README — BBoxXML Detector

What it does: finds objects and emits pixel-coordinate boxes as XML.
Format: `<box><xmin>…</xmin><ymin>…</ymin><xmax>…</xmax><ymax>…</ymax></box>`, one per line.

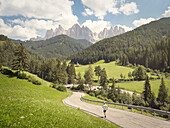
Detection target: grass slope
<box><xmin>76</xmin><ymin>60</ymin><xmax>134</xmax><ymax>79</ymax></box>
<box><xmin>115</xmin><ymin>79</ymin><xmax>170</xmax><ymax>96</ymax></box>
<box><xmin>0</xmin><ymin>73</ymin><xmax>118</xmax><ymax>128</ymax></box>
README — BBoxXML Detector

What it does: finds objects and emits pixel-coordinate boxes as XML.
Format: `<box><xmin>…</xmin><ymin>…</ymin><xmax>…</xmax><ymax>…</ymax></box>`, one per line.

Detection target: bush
<box><xmin>97</xmin><ymin>95</ymin><xmax>104</xmax><ymax>100</ymax></box>
<box><xmin>1</xmin><ymin>68</ymin><xmax>14</xmax><ymax>75</ymax></box>
<box><xmin>0</xmin><ymin>63</ymin><xmax>2</xmax><ymax>71</ymax></box>
<box><xmin>71</xmin><ymin>86</ymin><xmax>78</xmax><ymax>90</ymax></box>
<box><xmin>28</xmin><ymin>75</ymin><xmax>33</xmax><ymax>82</ymax></box>
<box><xmin>32</xmin><ymin>79</ymin><xmax>41</xmax><ymax>85</ymax></box>
<box><xmin>51</xmin><ymin>84</ymin><xmax>58</xmax><ymax>89</ymax></box>
<box><xmin>89</xmin><ymin>92</ymin><xmax>95</xmax><ymax>97</ymax></box>
<box><xmin>17</xmin><ymin>72</ymin><xmax>27</xmax><ymax>79</ymax></box>
<box><xmin>77</xmin><ymin>84</ymin><xmax>85</xmax><ymax>91</ymax></box>
<box><xmin>57</xmin><ymin>85</ymin><xmax>67</xmax><ymax>92</ymax></box>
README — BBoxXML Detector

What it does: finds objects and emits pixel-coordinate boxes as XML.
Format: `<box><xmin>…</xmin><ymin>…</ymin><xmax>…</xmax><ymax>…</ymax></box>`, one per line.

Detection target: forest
<box><xmin>70</xmin><ymin>18</ymin><xmax>170</xmax><ymax>72</ymax></box>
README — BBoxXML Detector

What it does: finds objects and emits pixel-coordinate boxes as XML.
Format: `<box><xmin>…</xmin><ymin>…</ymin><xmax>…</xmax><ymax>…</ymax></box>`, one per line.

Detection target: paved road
<box><xmin>63</xmin><ymin>92</ymin><xmax>170</xmax><ymax>128</ymax></box>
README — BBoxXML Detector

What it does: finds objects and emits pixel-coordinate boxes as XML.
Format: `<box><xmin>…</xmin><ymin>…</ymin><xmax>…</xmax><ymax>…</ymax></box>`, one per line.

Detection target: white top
<box><xmin>103</xmin><ymin>104</ymin><xmax>107</xmax><ymax>110</ymax></box>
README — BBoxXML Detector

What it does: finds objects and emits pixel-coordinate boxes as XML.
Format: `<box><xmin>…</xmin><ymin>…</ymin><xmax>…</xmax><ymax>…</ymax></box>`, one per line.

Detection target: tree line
<box><xmin>70</xmin><ymin>18</ymin><xmax>170</xmax><ymax>72</ymax></box>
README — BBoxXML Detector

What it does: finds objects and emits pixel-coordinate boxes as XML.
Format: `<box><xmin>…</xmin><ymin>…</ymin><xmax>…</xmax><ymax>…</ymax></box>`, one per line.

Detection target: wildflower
<box><xmin>20</xmin><ymin>116</ymin><xmax>25</xmax><ymax>118</ymax></box>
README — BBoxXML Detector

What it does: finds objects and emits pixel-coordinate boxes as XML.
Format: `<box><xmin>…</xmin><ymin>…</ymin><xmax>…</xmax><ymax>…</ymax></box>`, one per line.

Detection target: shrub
<box><xmin>77</xmin><ymin>84</ymin><xmax>85</xmax><ymax>91</ymax></box>
<box><xmin>1</xmin><ymin>68</ymin><xmax>14</xmax><ymax>75</ymax></box>
<box><xmin>89</xmin><ymin>92</ymin><xmax>95</xmax><ymax>97</ymax></box>
<box><xmin>32</xmin><ymin>79</ymin><xmax>41</xmax><ymax>85</ymax></box>
<box><xmin>57</xmin><ymin>85</ymin><xmax>67</xmax><ymax>92</ymax></box>
<box><xmin>71</xmin><ymin>86</ymin><xmax>78</xmax><ymax>90</ymax></box>
<box><xmin>97</xmin><ymin>95</ymin><xmax>104</xmax><ymax>100</ymax></box>
<box><xmin>0</xmin><ymin>63</ymin><xmax>2</xmax><ymax>71</ymax></box>
<box><xmin>28</xmin><ymin>75</ymin><xmax>33</xmax><ymax>82</ymax></box>
<box><xmin>17</xmin><ymin>72</ymin><xmax>27</xmax><ymax>79</ymax></box>
<box><xmin>51</xmin><ymin>84</ymin><xmax>58</xmax><ymax>89</ymax></box>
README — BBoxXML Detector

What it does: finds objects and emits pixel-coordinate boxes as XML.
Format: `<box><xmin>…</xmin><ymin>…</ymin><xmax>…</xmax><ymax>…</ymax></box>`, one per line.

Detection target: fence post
<box><xmin>131</xmin><ymin>108</ymin><xmax>133</xmax><ymax>112</ymax></box>
<box><xmin>154</xmin><ymin>111</ymin><xmax>155</xmax><ymax>116</ymax></box>
<box><xmin>168</xmin><ymin>115</ymin><xmax>170</xmax><ymax>120</ymax></box>
<box><xmin>122</xmin><ymin>106</ymin><xmax>124</xmax><ymax>110</ymax></box>
<box><xmin>115</xmin><ymin>105</ymin><xmax>116</xmax><ymax>108</ymax></box>
<box><xmin>141</xmin><ymin>109</ymin><xmax>143</xmax><ymax>114</ymax></box>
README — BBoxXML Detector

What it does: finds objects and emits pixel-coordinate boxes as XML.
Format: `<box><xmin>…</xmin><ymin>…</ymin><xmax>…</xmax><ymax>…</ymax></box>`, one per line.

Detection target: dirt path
<box><xmin>63</xmin><ymin>92</ymin><xmax>170</xmax><ymax>128</ymax></box>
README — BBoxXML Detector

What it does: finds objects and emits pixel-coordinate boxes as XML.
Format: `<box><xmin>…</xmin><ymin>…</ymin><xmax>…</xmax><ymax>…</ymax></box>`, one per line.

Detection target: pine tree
<box><xmin>12</xmin><ymin>43</ymin><xmax>28</xmax><ymax>74</ymax></box>
<box><xmin>67</xmin><ymin>63</ymin><xmax>76</xmax><ymax>84</ymax></box>
<box><xmin>120</xmin><ymin>73</ymin><xmax>123</xmax><ymax>79</ymax></box>
<box><xmin>94</xmin><ymin>65</ymin><xmax>101</xmax><ymax>82</ymax></box>
<box><xmin>100</xmin><ymin>68</ymin><xmax>108</xmax><ymax>91</ymax></box>
<box><xmin>143</xmin><ymin>75</ymin><xmax>152</xmax><ymax>104</ymax></box>
<box><xmin>111</xmin><ymin>77</ymin><xmax>116</xmax><ymax>93</ymax></box>
<box><xmin>128</xmin><ymin>72</ymin><xmax>132</xmax><ymax>79</ymax></box>
<box><xmin>77</xmin><ymin>72</ymin><xmax>82</xmax><ymax>84</ymax></box>
<box><xmin>84</xmin><ymin>65</ymin><xmax>94</xmax><ymax>91</ymax></box>
<box><xmin>157</xmin><ymin>78</ymin><xmax>168</xmax><ymax>105</ymax></box>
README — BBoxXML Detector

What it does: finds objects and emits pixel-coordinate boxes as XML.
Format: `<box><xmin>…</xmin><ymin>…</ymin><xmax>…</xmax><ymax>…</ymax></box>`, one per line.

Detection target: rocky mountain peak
<box><xmin>34</xmin><ymin>24</ymin><xmax>125</xmax><ymax>43</ymax></box>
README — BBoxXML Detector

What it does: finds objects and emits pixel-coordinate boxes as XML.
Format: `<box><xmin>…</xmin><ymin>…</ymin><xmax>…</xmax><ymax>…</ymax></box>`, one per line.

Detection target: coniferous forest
<box><xmin>70</xmin><ymin>18</ymin><xmax>170</xmax><ymax>72</ymax></box>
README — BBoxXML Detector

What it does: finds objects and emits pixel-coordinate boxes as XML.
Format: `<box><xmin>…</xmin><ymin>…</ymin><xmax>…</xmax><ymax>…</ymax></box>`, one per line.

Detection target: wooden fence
<box><xmin>81</xmin><ymin>97</ymin><xmax>170</xmax><ymax>120</ymax></box>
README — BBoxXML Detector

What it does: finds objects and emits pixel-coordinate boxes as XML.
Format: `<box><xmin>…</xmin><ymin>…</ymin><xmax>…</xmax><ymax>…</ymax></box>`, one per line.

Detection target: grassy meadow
<box><xmin>114</xmin><ymin>79</ymin><xmax>170</xmax><ymax>96</ymax></box>
<box><xmin>0</xmin><ymin>73</ymin><xmax>118</xmax><ymax>128</ymax></box>
<box><xmin>75</xmin><ymin>60</ymin><xmax>134</xmax><ymax>79</ymax></box>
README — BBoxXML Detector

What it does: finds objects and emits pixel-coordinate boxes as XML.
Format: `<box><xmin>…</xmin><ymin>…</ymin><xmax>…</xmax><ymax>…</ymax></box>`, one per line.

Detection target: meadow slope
<box><xmin>0</xmin><ymin>73</ymin><xmax>118</xmax><ymax>128</ymax></box>
<box><xmin>76</xmin><ymin>60</ymin><xmax>134</xmax><ymax>79</ymax></box>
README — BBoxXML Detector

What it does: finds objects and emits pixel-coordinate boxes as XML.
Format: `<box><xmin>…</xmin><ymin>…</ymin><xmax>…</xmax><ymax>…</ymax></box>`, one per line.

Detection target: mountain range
<box><xmin>30</xmin><ymin>24</ymin><xmax>125</xmax><ymax>43</ymax></box>
<box><xmin>25</xmin><ymin>35</ymin><xmax>92</xmax><ymax>59</ymax></box>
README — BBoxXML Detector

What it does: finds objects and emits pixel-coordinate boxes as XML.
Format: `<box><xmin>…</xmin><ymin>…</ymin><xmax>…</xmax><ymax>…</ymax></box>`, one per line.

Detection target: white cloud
<box><xmin>10</xmin><ymin>19</ymin><xmax>59</xmax><ymax>30</ymax></box>
<box><xmin>120</xmin><ymin>2</ymin><xmax>139</xmax><ymax>15</ymax></box>
<box><xmin>0</xmin><ymin>0</ymin><xmax>78</xmax><ymax>29</ymax></box>
<box><xmin>82</xmin><ymin>8</ymin><xmax>94</xmax><ymax>16</ymax></box>
<box><xmin>0</xmin><ymin>0</ymin><xmax>76</xmax><ymax>20</ymax></box>
<box><xmin>0</xmin><ymin>18</ymin><xmax>38</xmax><ymax>40</ymax></box>
<box><xmin>82</xmin><ymin>20</ymin><xmax>111</xmax><ymax>33</ymax></box>
<box><xmin>81</xmin><ymin>20</ymin><xmax>133</xmax><ymax>34</ymax></box>
<box><xmin>81</xmin><ymin>0</ymin><xmax>139</xmax><ymax>19</ymax></box>
<box><xmin>117</xmin><ymin>24</ymin><xmax>133</xmax><ymax>32</ymax></box>
<box><xmin>82</xmin><ymin>0</ymin><xmax>119</xmax><ymax>20</ymax></box>
<box><xmin>162</xmin><ymin>7</ymin><xmax>170</xmax><ymax>17</ymax></box>
<box><xmin>133</xmin><ymin>18</ymin><xmax>155</xmax><ymax>27</ymax></box>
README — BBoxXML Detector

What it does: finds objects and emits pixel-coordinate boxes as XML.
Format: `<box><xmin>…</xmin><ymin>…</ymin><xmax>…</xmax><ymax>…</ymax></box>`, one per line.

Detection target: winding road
<box><xmin>63</xmin><ymin>92</ymin><xmax>170</xmax><ymax>128</ymax></box>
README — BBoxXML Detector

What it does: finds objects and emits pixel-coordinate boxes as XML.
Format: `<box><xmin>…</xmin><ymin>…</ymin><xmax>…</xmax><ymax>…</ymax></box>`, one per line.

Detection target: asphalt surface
<box><xmin>63</xmin><ymin>92</ymin><xmax>170</xmax><ymax>128</ymax></box>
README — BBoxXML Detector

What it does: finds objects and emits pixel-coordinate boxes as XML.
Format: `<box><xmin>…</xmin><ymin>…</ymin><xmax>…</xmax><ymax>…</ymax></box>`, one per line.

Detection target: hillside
<box><xmin>115</xmin><ymin>79</ymin><xmax>170</xmax><ymax>96</ymax></box>
<box><xmin>24</xmin><ymin>35</ymin><xmax>92</xmax><ymax>59</ymax></box>
<box><xmin>71</xmin><ymin>17</ymin><xmax>170</xmax><ymax>71</ymax></box>
<box><xmin>75</xmin><ymin>60</ymin><xmax>134</xmax><ymax>79</ymax></box>
<box><xmin>0</xmin><ymin>73</ymin><xmax>117</xmax><ymax>127</ymax></box>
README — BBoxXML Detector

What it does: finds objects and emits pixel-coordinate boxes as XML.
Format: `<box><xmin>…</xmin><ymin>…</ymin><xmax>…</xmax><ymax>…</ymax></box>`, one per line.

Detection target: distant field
<box><xmin>113</xmin><ymin>79</ymin><xmax>170</xmax><ymax>96</ymax></box>
<box><xmin>75</xmin><ymin>60</ymin><xmax>134</xmax><ymax>79</ymax></box>
<box><xmin>0</xmin><ymin>73</ymin><xmax>118</xmax><ymax>128</ymax></box>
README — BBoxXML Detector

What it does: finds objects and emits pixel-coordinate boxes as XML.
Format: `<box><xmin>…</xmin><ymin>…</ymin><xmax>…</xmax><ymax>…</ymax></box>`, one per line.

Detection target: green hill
<box><xmin>115</xmin><ymin>79</ymin><xmax>170</xmax><ymax>96</ymax></box>
<box><xmin>0</xmin><ymin>73</ymin><xmax>118</xmax><ymax>128</ymax></box>
<box><xmin>71</xmin><ymin>17</ymin><xmax>170</xmax><ymax>71</ymax></box>
<box><xmin>24</xmin><ymin>35</ymin><xmax>92</xmax><ymax>59</ymax></box>
<box><xmin>76</xmin><ymin>60</ymin><xmax>134</xmax><ymax>79</ymax></box>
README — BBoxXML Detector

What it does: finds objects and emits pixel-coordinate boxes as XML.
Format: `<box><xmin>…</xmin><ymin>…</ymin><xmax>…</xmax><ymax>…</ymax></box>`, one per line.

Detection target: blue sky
<box><xmin>0</xmin><ymin>0</ymin><xmax>169</xmax><ymax>40</ymax></box>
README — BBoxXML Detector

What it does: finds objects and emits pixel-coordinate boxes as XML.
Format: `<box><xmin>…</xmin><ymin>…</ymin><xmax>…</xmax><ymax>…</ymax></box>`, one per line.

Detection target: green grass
<box><xmin>76</xmin><ymin>60</ymin><xmax>134</xmax><ymax>79</ymax></box>
<box><xmin>114</xmin><ymin>79</ymin><xmax>170</xmax><ymax>96</ymax></box>
<box><xmin>0</xmin><ymin>73</ymin><xmax>118</xmax><ymax>128</ymax></box>
<box><xmin>84</xmin><ymin>94</ymin><xmax>105</xmax><ymax>101</ymax></box>
<box><xmin>2</xmin><ymin>66</ymin><xmax>52</xmax><ymax>87</ymax></box>
<box><xmin>24</xmin><ymin>71</ymin><xmax>51</xmax><ymax>86</ymax></box>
